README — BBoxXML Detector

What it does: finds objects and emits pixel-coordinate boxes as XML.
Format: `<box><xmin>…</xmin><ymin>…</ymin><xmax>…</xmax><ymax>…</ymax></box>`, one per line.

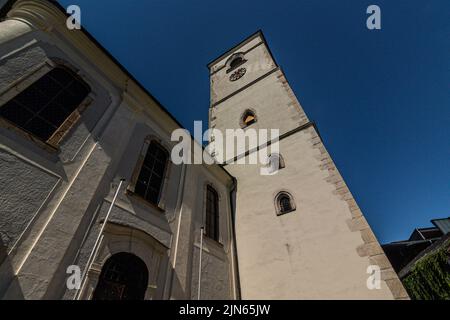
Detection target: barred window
<box><xmin>205</xmin><ymin>185</ymin><xmax>219</xmax><ymax>241</ymax></box>
<box><xmin>276</xmin><ymin>192</ymin><xmax>295</xmax><ymax>215</ymax></box>
<box><xmin>279</xmin><ymin>195</ymin><xmax>292</xmax><ymax>213</ymax></box>
<box><xmin>0</xmin><ymin>66</ymin><xmax>90</xmax><ymax>142</ymax></box>
<box><xmin>134</xmin><ymin>141</ymin><xmax>168</xmax><ymax>205</ymax></box>
<box><xmin>92</xmin><ymin>252</ymin><xmax>148</xmax><ymax>300</ymax></box>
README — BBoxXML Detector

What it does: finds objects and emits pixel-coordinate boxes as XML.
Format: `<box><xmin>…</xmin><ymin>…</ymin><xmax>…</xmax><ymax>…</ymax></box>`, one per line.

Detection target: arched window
<box><xmin>226</xmin><ymin>53</ymin><xmax>246</xmax><ymax>73</ymax></box>
<box><xmin>279</xmin><ymin>195</ymin><xmax>292</xmax><ymax>212</ymax></box>
<box><xmin>134</xmin><ymin>141</ymin><xmax>168</xmax><ymax>205</ymax></box>
<box><xmin>241</xmin><ymin>110</ymin><xmax>256</xmax><ymax>128</ymax></box>
<box><xmin>268</xmin><ymin>153</ymin><xmax>285</xmax><ymax>173</ymax></box>
<box><xmin>92</xmin><ymin>252</ymin><xmax>148</xmax><ymax>300</ymax></box>
<box><xmin>230</xmin><ymin>57</ymin><xmax>244</xmax><ymax>69</ymax></box>
<box><xmin>205</xmin><ymin>185</ymin><xmax>219</xmax><ymax>241</ymax></box>
<box><xmin>0</xmin><ymin>66</ymin><xmax>90</xmax><ymax>143</ymax></box>
<box><xmin>275</xmin><ymin>192</ymin><xmax>295</xmax><ymax>216</ymax></box>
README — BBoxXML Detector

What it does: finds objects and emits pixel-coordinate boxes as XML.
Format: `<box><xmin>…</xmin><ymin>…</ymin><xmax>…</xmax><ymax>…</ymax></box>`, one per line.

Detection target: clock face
<box><xmin>229</xmin><ymin>67</ymin><xmax>246</xmax><ymax>81</ymax></box>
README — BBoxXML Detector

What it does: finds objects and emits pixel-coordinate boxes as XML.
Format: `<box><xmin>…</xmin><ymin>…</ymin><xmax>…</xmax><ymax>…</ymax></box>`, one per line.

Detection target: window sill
<box><xmin>203</xmin><ymin>234</ymin><xmax>223</xmax><ymax>247</ymax></box>
<box><xmin>197</xmin><ymin>235</ymin><xmax>226</xmax><ymax>261</ymax></box>
<box><xmin>0</xmin><ymin>117</ymin><xmax>59</xmax><ymax>154</ymax></box>
<box><xmin>0</xmin><ymin>96</ymin><xmax>93</xmax><ymax>154</ymax></box>
<box><xmin>277</xmin><ymin>208</ymin><xmax>296</xmax><ymax>216</ymax></box>
<box><xmin>226</xmin><ymin>60</ymin><xmax>247</xmax><ymax>74</ymax></box>
<box><xmin>125</xmin><ymin>189</ymin><xmax>165</xmax><ymax>213</ymax></box>
<box><xmin>241</xmin><ymin>122</ymin><xmax>256</xmax><ymax>130</ymax></box>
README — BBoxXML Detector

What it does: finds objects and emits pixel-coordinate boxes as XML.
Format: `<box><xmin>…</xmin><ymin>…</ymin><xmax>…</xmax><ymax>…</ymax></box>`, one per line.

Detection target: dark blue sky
<box><xmin>58</xmin><ymin>0</ymin><xmax>450</xmax><ymax>243</ymax></box>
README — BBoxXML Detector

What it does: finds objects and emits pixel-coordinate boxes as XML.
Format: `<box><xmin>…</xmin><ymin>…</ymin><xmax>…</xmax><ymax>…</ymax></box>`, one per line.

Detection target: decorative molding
<box><xmin>78</xmin><ymin>222</ymin><xmax>167</xmax><ymax>300</ymax></box>
<box><xmin>274</xmin><ymin>190</ymin><xmax>296</xmax><ymax>216</ymax></box>
<box><xmin>211</xmin><ymin>67</ymin><xmax>279</xmax><ymax>107</ymax></box>
<box><xmin>223</xmin><ymin>121</ymin><xmax>315</xmax><ymax>166</ymax></box>
<box><xmin>126</xmin><ymin>136</ymin><xmax>171</xmax><ymax>212</ymax></box>
<box><xmin>6</xmin><ymin>0</ymin><xmax>182</xmax><ymax>137</ymax></box>
<box><xmin>225</xmin><ymin>52</ymin><xmax>247</xmax><ymax>74</ymax></box>
<box><xmin>7</xmin><ymin>0</ymin><xmax>127</xmax><ymax>88</ymax></box>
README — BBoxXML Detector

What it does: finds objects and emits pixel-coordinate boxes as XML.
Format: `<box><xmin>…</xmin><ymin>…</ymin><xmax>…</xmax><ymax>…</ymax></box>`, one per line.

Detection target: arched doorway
<box><xmin>92</xmin><ymin>252</ymin><xmax>149</xmax><ymax>300</ymax></box>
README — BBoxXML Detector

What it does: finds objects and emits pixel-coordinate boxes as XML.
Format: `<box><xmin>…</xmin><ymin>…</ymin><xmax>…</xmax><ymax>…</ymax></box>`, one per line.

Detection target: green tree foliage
<box><xmin>402</xmin><ymin>240</ymin><xmax>450</xmax><ymax>300</ymax></box>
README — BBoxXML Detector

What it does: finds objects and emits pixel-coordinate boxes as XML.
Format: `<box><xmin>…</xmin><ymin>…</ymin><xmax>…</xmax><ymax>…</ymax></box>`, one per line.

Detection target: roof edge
<box><xmin>1</xmin><ymin>0</ymin><xmax>235</xmax><ymax>179</ymax></box>
<box><xmin>207</xmin><ymin>30</ymin><xmax>264</xmax><ymax>69</ymax></box>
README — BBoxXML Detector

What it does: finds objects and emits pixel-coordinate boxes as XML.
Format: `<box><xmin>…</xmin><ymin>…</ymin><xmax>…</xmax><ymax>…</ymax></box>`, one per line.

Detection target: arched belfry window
<box><xmin>92</xmin><ymin>252</ymin><xmax>148</xmax><ymax>300</ymax></box>
<box><xmin>0</xmin><ymin>66</ymin><xmax>90</xmax><ymax>144</ymax></box>
<box><xmin>275</xmin><ymin>192</ymin><xmax>295</xmax><ymax>216</ymax></box>
<box><xmin>230</xmin><ymin>57</ymin><xmax>244</xmax><ymax>69</ymax></box>
<box><xmin>205</xmin><ymin>185</ymin><xmax>220</xmax><ymax>241</ymax></box>
<box><xmin>268</xmin><ymin>153</ymin><xmax>285</xmax><ymax>173</ymax></box>
<box><xmin>134</xmin><ymin>140</ymin><xmax>168</xmax><ymax>205</ymax></box>
<box><xmin>226</xmin><ymin>53</ymin><xmax>247</xmax><ymax>73</ymax></box>
<box><xmin>241</xmin><ymin>109</ymin><xmax>256</xmax><ymax>128</ymax></box>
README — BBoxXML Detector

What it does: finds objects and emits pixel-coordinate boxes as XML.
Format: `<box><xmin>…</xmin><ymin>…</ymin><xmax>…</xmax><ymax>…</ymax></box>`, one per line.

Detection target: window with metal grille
<box><xmin>134</xmin><ymin>141</ymin><xmax>168</xmax><ymax>205</ymax></box>
<box><xmin>205</xmin><ymin>185</ymin><xmax>219</xmax><ymax>241</ymax></box>
<box><xmin>276</xmin><ymin>192</ymin><xmax>295</xmax><ymax>215</ymax></box>
<box><xmin>92</xmin><ymin>252</ymin><xmax>148</xmax><ymax>300</ymax></box>
<box><xmin>0</xmin><ymin>66</ymin><xmax>90</xmax><ymax>143</ymax></box>
<box><xmin>279</xmin><ymin>195</ymin><xmax>292</xmax><ymax>213</ymax></box>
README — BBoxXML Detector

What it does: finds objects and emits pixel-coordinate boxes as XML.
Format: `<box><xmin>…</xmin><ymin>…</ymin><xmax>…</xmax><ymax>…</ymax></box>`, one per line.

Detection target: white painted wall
<box><xmin>0</xmin><ymin>1</ymin><xmax>237</xmax><ymax>300</ymax></box>
<box><xmin>210</xmin><ymin>31</ymin><xmax>402</xmax><ymax>299</ymax></box>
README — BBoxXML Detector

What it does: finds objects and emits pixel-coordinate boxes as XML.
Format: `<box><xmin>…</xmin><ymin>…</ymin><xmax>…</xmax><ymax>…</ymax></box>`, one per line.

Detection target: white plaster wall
<box><xmin>0</xmin><ymin>19</ymin><xmax>122</xmax><ymax>299</ymax></box>
<box><xmin>211</xmin><ymin>70</ymin><xmax>307</xmax><ymax>137</ymax></box>
<box><xmin>210</xmin><ymin>36</ymin><xmax>276</xmax><ymax>105</ymax></box>
<box><xmin>209</xmin><ymin>37</ymin><xmax>309</xmax><ymax>164</ymax></box>
<box><xmin>0</xmin><ymin>32</ymin><xmax>236</xmax><ymax>299</ymax></box>
<box><xmin>169</xmin><ymin>163</ymin><xmax>236</xmax><ymax>300</ymax></box>
<box><xmin>225</xmin><ymin>131</ymin><xmax>394</xmax><ymax>299</ymax></box>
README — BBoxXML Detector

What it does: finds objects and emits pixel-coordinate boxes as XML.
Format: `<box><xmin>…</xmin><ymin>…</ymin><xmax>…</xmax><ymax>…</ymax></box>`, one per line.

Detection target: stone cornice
<box><xmin>4</xmin><ymin>0</ymin><xmax>234</xmax><ymax>185</ymax></box>
<box><xmin>7</xmin><ymin>0</ymin><xmax>128</xmax><ymax>89</ymax></box>
<box><xmin>6</xmin><ymin>0</ymin><xmax>183</xmax><ymax>136</ymax></box>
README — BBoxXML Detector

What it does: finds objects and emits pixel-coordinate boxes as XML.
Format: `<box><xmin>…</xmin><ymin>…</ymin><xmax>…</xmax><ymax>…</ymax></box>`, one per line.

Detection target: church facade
<box><xmin>0</xmin><ymin>0</ymin><xmax>407</xmax><ymax>299</ymax></box>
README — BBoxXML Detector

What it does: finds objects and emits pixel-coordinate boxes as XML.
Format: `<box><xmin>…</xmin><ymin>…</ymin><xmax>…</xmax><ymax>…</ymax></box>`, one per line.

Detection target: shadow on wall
<box><xmin>0</xmin><ymin>10</ymin><xmax>188</xmax><ymax>299</ymax></box>
<box><xmin>0</xmin><ymin>237</ymin><xmax>24</xmax><ymax>299</ymax></box>
<box><xmin>0</xmin><ymin>236</ymin><xmax>6</xmax><ymax>264</ymax></box>
<box><xmin>0</xmin><ymin>31</ymin><xmax>124</xmax><ymax>298</ymax></box>
<box><xmin>169</xmin><ymin>265</ymin><xmax>188</xmax><ymax>300</ymax></box>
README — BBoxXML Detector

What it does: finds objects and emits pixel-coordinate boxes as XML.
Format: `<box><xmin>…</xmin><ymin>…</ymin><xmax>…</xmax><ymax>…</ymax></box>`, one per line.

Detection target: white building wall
<box><xmin>209</xmin><ymin>31</ymin><xmax>407</xmax><ymax>299</ymax></box>
<box><xmin>225</xmin><ymin>130</ymin><xmax>395</xmax><ymax>299</ymax></box>
<box><xmin>0</xmin><ymin>0</ymin><xmax>237</xmax><ymax>300</ymax></box>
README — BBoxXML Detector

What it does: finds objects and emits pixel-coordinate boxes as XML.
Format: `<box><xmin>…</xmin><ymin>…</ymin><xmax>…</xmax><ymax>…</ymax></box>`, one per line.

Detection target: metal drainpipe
<box><xmin>167</xmin><ymin>162</ymin><xmax>187</xmax><ymax>299</ymax></box>
<box><xmin>197</xmin><ymin>226</ymin><xmax>204</xmax><ymax>300</ymax></box>
<box><xmin>229</xmin><ymin>177</ymin><xmax>242</xmax><ymax>299</ymax></box>
<box><xmin>74</xmin><ymin>178</ymin><xmax>125</xmax><ymax>299</ymax></box>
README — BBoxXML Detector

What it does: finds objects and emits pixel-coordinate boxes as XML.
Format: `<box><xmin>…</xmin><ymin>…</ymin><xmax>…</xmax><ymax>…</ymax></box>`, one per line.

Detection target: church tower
<box><xmin>207</xmin><ymin>31</ymin><xmax>408</xmax><ymax>299</ymax></box>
